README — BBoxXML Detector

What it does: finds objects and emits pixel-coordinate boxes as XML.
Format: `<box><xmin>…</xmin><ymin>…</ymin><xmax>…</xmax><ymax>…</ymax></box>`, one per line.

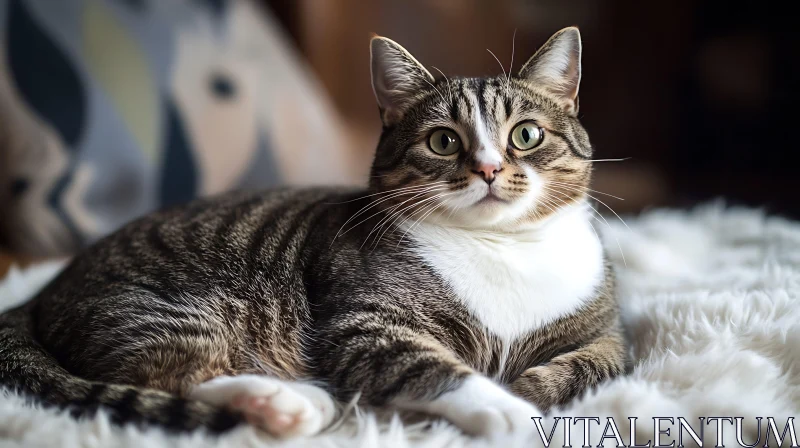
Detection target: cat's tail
<box><xmin>0</xmin><ymin>303</ymin><xmax>243</xmax><ymax>433</ymax></box>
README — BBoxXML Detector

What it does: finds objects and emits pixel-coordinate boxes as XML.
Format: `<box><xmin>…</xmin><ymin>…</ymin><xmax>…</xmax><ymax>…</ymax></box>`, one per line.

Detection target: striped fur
<box><xmin>0</xmin><ymin>27</ymin><xmax>626</xmax><ymax>436</ymax></box>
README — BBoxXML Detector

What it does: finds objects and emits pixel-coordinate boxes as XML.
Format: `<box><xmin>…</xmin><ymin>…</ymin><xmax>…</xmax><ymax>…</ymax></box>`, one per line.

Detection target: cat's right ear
<box><xmin>370</xmin><ymin>36</ymin><xmax>434</xmax><ymax>125</ymax></box>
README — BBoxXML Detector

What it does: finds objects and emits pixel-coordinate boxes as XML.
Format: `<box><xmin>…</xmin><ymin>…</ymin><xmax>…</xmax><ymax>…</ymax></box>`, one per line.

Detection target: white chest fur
<box><xmin>405</xmin><ymin>204</ymin><xmax>605</xmax><ymax>342</ymax></box>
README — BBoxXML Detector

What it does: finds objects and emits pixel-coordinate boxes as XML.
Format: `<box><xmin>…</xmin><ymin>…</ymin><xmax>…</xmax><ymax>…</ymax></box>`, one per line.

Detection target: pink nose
<box><xmin>471</xmin><ymin>162</ymin><xmax>502</xmax><ymax>184</ymax></box>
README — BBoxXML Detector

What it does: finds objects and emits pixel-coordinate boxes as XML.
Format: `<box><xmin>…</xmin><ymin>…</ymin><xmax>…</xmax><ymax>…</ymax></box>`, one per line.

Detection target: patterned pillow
<box><xmin>0</xmin><ymin>0</ymin><xmax>353</xmax><ymax>256</ymax></box>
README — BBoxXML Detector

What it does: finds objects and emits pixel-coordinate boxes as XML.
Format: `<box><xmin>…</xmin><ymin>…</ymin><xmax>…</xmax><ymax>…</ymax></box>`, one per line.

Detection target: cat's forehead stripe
<box><xmin>444</xmin><ymin>78</ymin><xmax>513</xmax><ymax>128</ymax></box>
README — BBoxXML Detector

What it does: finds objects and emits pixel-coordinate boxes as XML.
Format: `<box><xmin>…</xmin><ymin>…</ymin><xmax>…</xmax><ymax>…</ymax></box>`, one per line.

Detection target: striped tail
<box><xmin>0</xmin><ymin>303</ymin><xmax>242</xmax><ymax>433</ymax></box>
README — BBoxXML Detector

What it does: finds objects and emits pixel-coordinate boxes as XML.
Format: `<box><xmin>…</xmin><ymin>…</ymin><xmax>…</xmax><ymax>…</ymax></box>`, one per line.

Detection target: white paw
<box><xmin>403</xmin><ymin>375</ymin><xmax>541</xmax><ymax>437</ymax></box>
<box><xmin>457</xmin><ymin>400</ymin><xmax>540</xmax><ymax>436</ymax></box>
<box><xmin>189</xmin><ymin>375</ymin><xmax>336</xmax><ymax>438</ymax></box>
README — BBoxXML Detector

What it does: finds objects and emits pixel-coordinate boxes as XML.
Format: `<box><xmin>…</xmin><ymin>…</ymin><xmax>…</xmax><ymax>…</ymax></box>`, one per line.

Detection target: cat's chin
<box><xmin>432</xmin><ymin>201</ymin><xmax>526</xmax><ymax>230</ymax></box>
<box><xmin>473</xmin><ymin>194</ymin><xmax>509</xmax><ymax>206</ymax></box>
<box><xmin>470</xmin><ymin>198</ymin><xmax>516</xmax><ymax>223</ymax></box>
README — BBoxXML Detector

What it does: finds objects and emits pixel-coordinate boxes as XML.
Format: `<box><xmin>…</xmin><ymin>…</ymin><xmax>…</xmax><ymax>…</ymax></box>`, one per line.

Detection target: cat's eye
<box><xmin>428</xmin><ymin>129</ymin><xmax>462</xmax><ymax>156</ymax></box>
<box><xmin>510</xmin><ymin>122</ymin><xmax>544</xmax><ymax>151</ymax></box>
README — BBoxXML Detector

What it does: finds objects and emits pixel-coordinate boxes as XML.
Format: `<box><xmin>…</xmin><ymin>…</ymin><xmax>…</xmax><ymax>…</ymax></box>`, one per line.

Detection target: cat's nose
<box><xmin>471</xmin><ymin>162</ymin><xmax>502</xmax><ymax>184</ymax></box>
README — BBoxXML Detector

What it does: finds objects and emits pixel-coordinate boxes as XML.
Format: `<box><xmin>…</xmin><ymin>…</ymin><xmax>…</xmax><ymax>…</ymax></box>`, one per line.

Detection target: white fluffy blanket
<box><xmin>1</xmin><ymin>204</ymin><xmax>799</xmax><ymax>447</ymax></box>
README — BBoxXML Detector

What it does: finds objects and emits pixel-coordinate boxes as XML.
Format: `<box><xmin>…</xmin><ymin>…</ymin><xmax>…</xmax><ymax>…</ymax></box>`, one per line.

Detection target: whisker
<box><xmin>407</xmin><ymin>200</ymin><xmax>448</xmax><ymax>233</ymax></box>
<box><xmin>529</xmin><ymin>205</ymin><xmax>541</xmax><ymax>222</ymax></box>
<box><xmin>333</xmin><ymin>182</ymin><xmax>448</xmax><ymax>222</ymax></box>
<box><xmin>423</xmin><ymin>78</ymin><xmax>447</xmax><ymax>105</ymax></box>
<box><xmin>535</xmin><ymin>194</ymin><xmax>571</xmax><ymax>228</ymax></box>
<box><xmin>577</xmin><ymin>158</ymin><xmax>631</xmax><ymax>163</ymax></box>
<box><xmin>446</xmin><ymin>201</ymin><xmax>462</xmax><ymax>221</ymax></box>
<box><xmin>327</xmin><ymin>181</ymin><xmax>449</xmax><ymax>205</ymax></box>
<box><xmin>332</xmin><ymin>185</ymin><xmax>444</xmax><ymax>242</ymax></box>
<box><xmin>542</xmin><ymin>186</ymin><xmax>627</xmax><ymax>267</ymax></box>
<box><xmin>547</xmin><ymin>181</ymin><xmax>625</xmax><ymax>201</ymax></box>
<box><xmin>359</xmin><ymin>201</ymin><xmax>414</xmax><ymax>251</ymax></box>
<box><xmin>486</xmin><ymin>48</ymin><xmax>507</xmax><ymax>80</ymax></box>
<box><xmin>371</xmin><ymin>188</ymin><xmax>443</xmax><ymax>232</ymax></box>
<box><xmin>531</xmin><ymin>199</ymin><xmax>545</xmax><ymax>221</ymax></box>
<box><xmin>360</xmin><ymin>189</ymin><xmax>448</xmax><ymax>249</ymax></box>
<box><xmin>590</xmin><ymin>210</ymin><xmax>627</xmax><ymax>267</ymax></box>
<box><xmin>585</xmin><ymin>215</ymin><xmax>602</xmax><ymax>247</ymax></box>
<box><xmin>372</xmin><ymin>193</ymin><xmax>448</xmax><ymax>250</ymax></box>
<box><xmin>580</xmin><ymin>192</ymin><xmax>632</xmax><ymax>232</ymax></box>
<box><xmin>391</xmin><ymin>193</ymin><xmax>447</xmax><ymax>235</ymax></box>
<box><xmin>537</xmin><ymin>196</ymin><xmax>561</xmax><ymax>217</ymax></box>
<box><xmin>541</xmin><ymin>193</ymin><xmax>594</xmax><ymax>251</ymax></box>
<box><xmin>545</xmin><ymin>183</ymin><xmax>631</xmax><ymax>230</ymax></box>
<box><xmin>507</xmin><ymin>29</ymin><xmax>517</xmax><ymax>88</ymax></box>
<box><xmin>542</xmin><ymin>185</ymin><xmax>604</xmax><ymax>224</ymax></box>
<box><xmin>431</xmin><ymin>66</ymin><xmax>453</xmax><ymax>105</ymax></box>
<box><xmin>398</xmin><ymin>192</ymin><xmax>451</xmax><ymax>230</ymax></box>
<box><xmin>380</xmin><ymin>198</ymin><xmax>442</xmax><ymax>249</ymax></box>
<box><xmin>397</xmin><ymin>196</ymin><xmax>452</xmax><ymax>246</ymax></box>
<box><xmin>392</xmin><ymin>191</ymin><xmax>453</xmax><ymax>231</ymax></box>
<box><xmin>334</xmin><ymin>185</ymin><xmax>448</xmax><ymax>243</ymax></box>
<box><xmin>539</xmin><ymin>190</ymin><xmax>571</xmax><ymax>214</ymax></box>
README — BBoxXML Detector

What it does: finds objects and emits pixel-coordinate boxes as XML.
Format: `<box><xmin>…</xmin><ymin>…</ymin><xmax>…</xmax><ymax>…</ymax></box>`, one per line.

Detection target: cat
<box><xmin>0</xmin><ymin>27</ymin><xmax>626</xmax><ymax>438</ymax></box>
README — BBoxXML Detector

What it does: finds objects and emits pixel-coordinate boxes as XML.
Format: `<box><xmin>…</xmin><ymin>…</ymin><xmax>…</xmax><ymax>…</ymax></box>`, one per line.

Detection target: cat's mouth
<box><xmin>475</xmin><ymin>192</ymin><xmax>509</xmax><ymax>205</ymax></box>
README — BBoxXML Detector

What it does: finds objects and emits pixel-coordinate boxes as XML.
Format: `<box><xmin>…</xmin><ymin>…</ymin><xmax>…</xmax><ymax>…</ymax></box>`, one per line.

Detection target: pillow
<box><xmin>0</xmin><ymin>0</ymin><xmax>354</xmax><ymax>256</ymax></box>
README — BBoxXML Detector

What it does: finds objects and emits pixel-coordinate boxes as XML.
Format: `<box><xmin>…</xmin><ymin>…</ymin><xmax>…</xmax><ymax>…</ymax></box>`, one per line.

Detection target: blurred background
<box><xmin>1</xmin><ymin>0</ymin><xmax>798</xmax><ymax>268</ymax></box>
<box><xmin>271</xmin><ymin>0</ymin><xmax>799</xmax><ymax>216</ymax></box>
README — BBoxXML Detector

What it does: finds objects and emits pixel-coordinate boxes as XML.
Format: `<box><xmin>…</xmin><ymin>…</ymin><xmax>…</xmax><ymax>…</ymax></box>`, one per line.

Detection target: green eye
<box><xmin>428</xmin><ymin>129</ymin><xmax>461</xmax><ymax>156</ymax></box>
<box><xmin>510</xmin><ymin>122</ymin><xmax>544</xmax><ymax>150</ymax></box>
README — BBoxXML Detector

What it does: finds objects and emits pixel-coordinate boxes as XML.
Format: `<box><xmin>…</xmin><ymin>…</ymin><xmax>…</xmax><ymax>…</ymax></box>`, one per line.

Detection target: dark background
<box><xmin>265</xmin><ymin>0</ymin><xmax>800</xmax><ymax>217</ymax></box>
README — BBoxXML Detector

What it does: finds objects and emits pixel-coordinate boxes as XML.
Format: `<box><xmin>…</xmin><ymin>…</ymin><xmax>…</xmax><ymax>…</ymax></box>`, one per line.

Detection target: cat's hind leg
<box><xmin>53</xmin><ymin>290</ymin><xmax>333</xmax><ymax>437</ymax></box>
<box><xmin>189</xmin><ymin>375</ymin><xmax>336</xmax><ymax>438</ymax></box>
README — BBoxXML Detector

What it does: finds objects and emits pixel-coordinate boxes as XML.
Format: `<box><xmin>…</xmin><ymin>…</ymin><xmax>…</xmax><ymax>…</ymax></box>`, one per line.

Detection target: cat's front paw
<box><xmin>411</xmin><ymin>375</ymin><xmax>542</xmax><ymax>437</ymax></box>
<box><xmin>190</xmin><ymin>375</ymin><xmax>336</xmax><ymax>438</ymax></box>
<box><xmin>459</xmin><ymin>400</ymin><xmax>541</xmax><ymax>436</ymax></box>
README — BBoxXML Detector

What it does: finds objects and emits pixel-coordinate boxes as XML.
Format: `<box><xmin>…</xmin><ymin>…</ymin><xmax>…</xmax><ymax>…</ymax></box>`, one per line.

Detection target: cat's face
<box><xmin>369</xmin><ymin>28</ymin><xmax>593</xmax><ymax>230</ymax></box>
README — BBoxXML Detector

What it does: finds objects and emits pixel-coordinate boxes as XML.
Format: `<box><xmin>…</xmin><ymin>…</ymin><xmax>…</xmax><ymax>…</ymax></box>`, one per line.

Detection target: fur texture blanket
<box><xmin>1</xmin><ymin>204</ymin><xmax>798</xmax><ymax>447</ymax></box>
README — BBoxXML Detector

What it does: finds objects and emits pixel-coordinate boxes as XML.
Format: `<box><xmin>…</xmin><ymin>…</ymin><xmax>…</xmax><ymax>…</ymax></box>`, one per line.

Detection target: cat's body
<box><xmin>0</xmin><ymin>28</ymin><xmax>627</xmax><ymax>438</ymax></box>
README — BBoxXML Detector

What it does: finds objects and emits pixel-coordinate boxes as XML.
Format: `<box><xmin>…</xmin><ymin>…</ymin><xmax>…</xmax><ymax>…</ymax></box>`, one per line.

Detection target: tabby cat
<box><xmin>0</xmin><ymin>27</ymin><xmax>626</xmax><ymax>438</ymax></box>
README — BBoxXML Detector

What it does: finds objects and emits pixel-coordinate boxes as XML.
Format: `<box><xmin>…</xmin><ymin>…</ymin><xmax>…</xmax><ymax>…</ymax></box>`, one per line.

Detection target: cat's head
<box><xmin>368</xmin><ymin>27</ymin><xmax>593</xmax><ymax>231</ymax></box>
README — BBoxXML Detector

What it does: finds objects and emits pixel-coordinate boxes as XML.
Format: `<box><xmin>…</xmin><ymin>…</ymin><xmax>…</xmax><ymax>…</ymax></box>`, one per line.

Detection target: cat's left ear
<box><xmin>370</xmin><ymin>36</ymin><xmax>435</xmax><ymax>125</ymax></box>
<box><xmin>518</xmin><ymin>27</ymin><xmax>582</xmax><ymax>116</ymax></box>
